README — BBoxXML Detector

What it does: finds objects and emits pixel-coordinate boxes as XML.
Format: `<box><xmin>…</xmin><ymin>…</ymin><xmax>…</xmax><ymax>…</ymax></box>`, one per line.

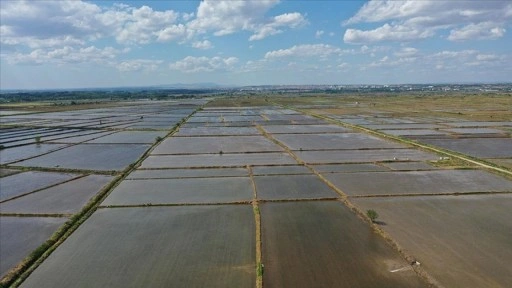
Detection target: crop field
<box><xmin>421</xmin><ymin>138</ymin><xmax>512</xmax><ymax>158</ymax></box>
<box><xmin>352</xmin><ymin>194</ymin><xmax>512</xmax><ymax>287</ymax></box>
<box><xmin>141</xmin><ymin>153</ymin><xmax>297</xmax><ymax>168</ymax></box>
<box><xmin>13</xmin><ymin>143</ymin><xmax>151</xmax><ymax>171</ymax></box>
<box><xmin>1</xmin><ymin>175</ymin><xmax>113</xmax><ymax>214</ymax></box>
<box><xmin>1</xmin><ymin>94</ymin><xmax>511</xmax><ymax>287</ymax></box>
<box><xmin>126</xmin><ymin>167</ymin><xmax>248</xmax><ymax>179</ymax></box>
<box><xmin>254</xmin><ymin>175</ymin><xmax>337</xmax><ymax>200</ymax></box>
<box><xmin>272</xmin><ymin>132</ymin><xmax>403</xmax><ymax>150</ymax></box>
<box><xmin>261</xmin><ymin>124</ymin><xmax>351</xmax><ymax>134</ymax></box>
<box><xmin>0</xmin><ymin>217</ymin><xmax>68</xmax><ymax>278</ymax></box>
<box><xmin>296</xmin><ymin>149</ymin><xmax>438</xmax><ymax>163</ymax></box>
<box><xmin>0</xmin><ymin>100</ymin><xmax>206</xmax><ymax>284</ymax></box>
<box><xmin>0</xmin><ymin>171</ymin><xmax>77</xmax><ymax>201</ymax></box>
<box><xmin>251</xmin><ymin>165</ymin><xmax>310</xmax><ymax>175</ymax></box>
<box><xmin>19</xmin><ymin>206</ymin><xmax>256</xmax><ymax>288</ymax></box>
<box><xmin>260</xmin><ymin>201</ymin><xmax>426</xmax><ymax>287</ymax></box>
<box><xmin>101</xmin><ymin>177</ymin><xmax>253</xmax><ymax>205</ymax></box>
<box><xmin>152</xmin><ymin>135</ymin><xmax>284</xmax><ymax>154</ymax></box>
<box><xmin>324</xmin><ymin>170</ymin><xmax>512</xmax><ymax>196</ymax></box>
<box><xmin>0</xmin><ymin>144</ymin><xmax>68</xmax><ymax>164</ymax></box>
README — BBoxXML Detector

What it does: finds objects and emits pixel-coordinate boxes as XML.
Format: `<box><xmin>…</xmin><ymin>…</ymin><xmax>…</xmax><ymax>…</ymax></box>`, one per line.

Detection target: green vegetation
<box><xmin>257</xmin><ymin>262</ymin><xmax>264</xmax><ymax>277</ymax></box>
<box><xmin>34</xmin><ymin>136</ymin><xmax>41</xmax><ymax>144</ymax></box>
<box><xmin>0</xmin><ymin>89</ymin><xmax>211</xmax><ymax>104</ymax></box>
<box><xmin>367</xmin><ymin>209</ymin><xmax>379</xmax><ymax>222</ymax></box>
<box><xmin>429</xmin><ymin>157</ymin><xmax>475</xmax><ymax>168</ymax></box>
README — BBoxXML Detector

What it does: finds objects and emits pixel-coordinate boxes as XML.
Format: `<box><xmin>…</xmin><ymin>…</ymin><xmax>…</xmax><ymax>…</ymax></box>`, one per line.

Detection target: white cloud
<box><xmin>1</xmin><ymin>35</ymin><xmax>86</xmax><ymax>49</ymax></box>
<box><xmin>344</xmin><ymin>23</ymin><xmax>435</xmax><ymax>44</ymax></box>
<box><xmin>98</xmin><ymin>5</ymin><xmax>180</xmax><ymax>45</ymax></box>
<box><xmin>448</xmin><ymin>22</ymin><xmax>506</xmax><ymax>41</ymax></box>
<box><xmin>188</xmin><ymin>0</ymin><xmax>277</xmax><ymax>35</ymax></box>
<box><xmin>431</xmin><ymin>50</ymin><xmax>478</xmax><ymax>59</ymax></box>
<box><xmin>343</xmin><ymin>1</ymin><xmax>511</xmax><ymax>43</ymax></box>
<box><xmin>337</xmin><ymin>62</ymin><xmax>349</xmax><ymax>71</ymax></box>
<box><xmin>192</xmin><ymin>40</ymin><xmax>213</xmax><ymax>50</ymax></box>
<box><xmin>394</xmin><ymin>47</ymin><xmax>418</xmax><ymax>58</ymax></box>
<box><xmin>156</xmin><ymin>24</ymin><xmax>189</xmax><ymax>42</ymax></box>
<box><xmin>315</xmin><ymin>30</ymin><xmax>325</xmax><ymax>38</ymax></box>
<box><xmin>169</xmin><ymin>56</ymin><xmax>239</xmax><ymax>73</ymax></box>
<box><xmin>265</xmin><ymin>44</ymin><xmax>345</xmax><ymax>59</ymax></box>
<box><xmin>476</xmin><ymin>54</ymin><xmax>499</xmax><ymax>61</ymax></box>
<box><xmin>249</xmin><ymin>12</ymin><xmax>307</xmax><ymax>41</ymax></box>
<box><xmin>0</xmin><ymin>1</ymin><xmax>182</xmax><ymax>47</ymax></box>
<box><xmin>116</xmin><ymin>59</ymin><xmax>163</xmax><ymax>72</ymax></box>
<box><xmin>182</xmin><ymin>12</ymin><xmax>195</xmax><ymax>21</ymax></box>
<box><xmin>1</xmin><ymin>0</ymin><xmax>308</xmax><ymax>55</ymax></box>
<box><xmin>7</xmin><ymin>46</ymin><xmax>124</xmax><ymax>65</ymax></box>
<box><xmin>362</xmin><ymin>48</ymin><xmax>510</xmax><ymax>72</ymax></box>
<box><xmin>188</xmin><ymin>0</ymin><xmax>306</xmax><ymax>41</ymax></box>
<box><xmin>0</xmin><ymin>0</ymin><xmax>102</xmax><ymax>48</ymax></box>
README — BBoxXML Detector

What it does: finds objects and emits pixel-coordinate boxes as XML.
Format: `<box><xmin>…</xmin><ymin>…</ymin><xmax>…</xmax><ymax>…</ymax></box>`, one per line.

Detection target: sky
<box><xmin>1</xmin><ymin>0</ymin><xmax>511</xmax><ymax>90</ymax></box>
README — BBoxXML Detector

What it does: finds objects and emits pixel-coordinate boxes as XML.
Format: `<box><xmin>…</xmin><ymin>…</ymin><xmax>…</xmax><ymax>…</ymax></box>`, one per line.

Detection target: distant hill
<box><xmin>156</xmin><ymin>83</ymin><xmax>228</xmax><ymax>89</ymax></box>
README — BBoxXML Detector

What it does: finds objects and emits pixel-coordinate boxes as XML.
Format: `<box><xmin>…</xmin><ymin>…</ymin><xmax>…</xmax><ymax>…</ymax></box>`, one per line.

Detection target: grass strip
<box><xmin>248</xmin><ymin>165</ymin><xmax>263</xmax><ymax>288</ymax></box>
<box><xmin>0</xmin><ymin>213</ymin><xmax>72</xmax><ymax>218</ymax></box>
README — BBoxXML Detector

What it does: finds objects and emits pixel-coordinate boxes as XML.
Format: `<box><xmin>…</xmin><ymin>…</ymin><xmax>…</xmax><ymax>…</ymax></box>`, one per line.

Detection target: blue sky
<box><xmin>1</xmin><ymin>0</ymin><xmax>511</xmax><ymax>89</ymax></box>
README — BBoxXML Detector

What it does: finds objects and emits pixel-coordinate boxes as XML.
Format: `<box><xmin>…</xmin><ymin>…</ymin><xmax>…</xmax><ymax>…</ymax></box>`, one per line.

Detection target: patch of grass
<box><xmin>257</xmin><ymin>262</ymin><xmax>264</xmax><ymax>277</ymax></box>
<box><xmin>367</xmin><ymin>209</ymin><xmax>379</xmax><ymax>222</ymax></box>
<box><xmin>429</xmin><ymin>157</ymin><xmax>474</xmax><ymax>168</ymax></box>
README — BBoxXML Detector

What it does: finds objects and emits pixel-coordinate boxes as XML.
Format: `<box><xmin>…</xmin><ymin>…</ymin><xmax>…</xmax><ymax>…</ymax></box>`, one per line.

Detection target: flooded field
<box><xmin>0</xmin><ymin>171</ymin><xmax>77</xmax><ymax>201</ymax></box>
<box><xmin>19</xmin><ymin>206</ymin><xmax>255</xmax><ymax>288</ymax></box>
<box><xmin>152</xmin><ymin>135</ymin><xmax>284</xmax><ymax>154</ymax></box>
<box><xmin>254</xmin><ymin>175</ymin><xmax>337</xmax><ymax>200</ymax></box>
<box><xmin>0</xmin><ymin>217</ymin><xmax>68</xmax><ymax>278</ymax></box>
<box><xmin>1</xmin><ymin>175</ymin><xmax>113</xmax><ymax>214</ymax></box>
<box><xmin>14</xmin><ymin>144</ymin><xmax>151</xmax><ymax>171</ymax></box>
<box><xmin>102</xmin><ymin>177</ymin><xmax>253</xmax><ymax>205</ymax></box>
<box><xmin>324</xmin><ymin>170</ymin><xmax>512</xmax><ymax>196</ymax></box>
<box><xmin>2</xmin><ymin>95</ymin><xmax>511</xmax><ymax>287</ymax></box>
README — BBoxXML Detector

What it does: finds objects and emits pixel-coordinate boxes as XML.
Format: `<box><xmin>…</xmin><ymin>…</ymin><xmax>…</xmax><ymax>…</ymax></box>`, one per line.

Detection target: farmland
<box><xmin>1</xmin><ymin>93</ymin><xmax>511</xmax><ymax>287</ymax></box>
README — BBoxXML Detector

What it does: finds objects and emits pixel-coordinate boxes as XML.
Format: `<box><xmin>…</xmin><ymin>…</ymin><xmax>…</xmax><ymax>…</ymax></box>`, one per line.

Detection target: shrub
<box><xmin>367</xmin><ymin>209</ymin><xmax>379</xmax><ymax>222</ymax></box>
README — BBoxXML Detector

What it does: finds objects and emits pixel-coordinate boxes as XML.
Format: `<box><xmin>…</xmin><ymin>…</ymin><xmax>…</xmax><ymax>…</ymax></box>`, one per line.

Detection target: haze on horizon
<box><xmin>1</xmin><ymin>0</ymin><xmax>511</xmax><ymax>90</ymax></box>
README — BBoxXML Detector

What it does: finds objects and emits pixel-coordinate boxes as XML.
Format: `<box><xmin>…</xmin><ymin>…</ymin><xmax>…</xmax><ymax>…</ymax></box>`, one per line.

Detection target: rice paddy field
<box><xmin>1</xmin><ymin>94</ymin><xmax>511</xmax><ymax>287</ymax></box>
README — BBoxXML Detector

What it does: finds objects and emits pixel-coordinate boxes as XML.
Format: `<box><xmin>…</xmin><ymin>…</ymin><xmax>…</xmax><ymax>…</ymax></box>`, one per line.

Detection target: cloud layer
<box><xmin>343</xmin><ymin>0</ymin><xmax>511</xmax><ymax>43</ymax></box>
